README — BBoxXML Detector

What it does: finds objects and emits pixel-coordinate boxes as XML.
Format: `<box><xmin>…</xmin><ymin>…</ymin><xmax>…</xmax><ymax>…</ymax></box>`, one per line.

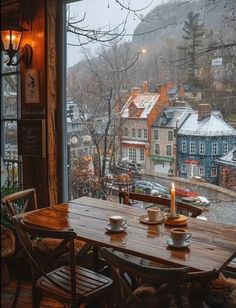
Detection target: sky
<box><xmin>67</xmin><ymin>0</ymin><xmax>165</xmax><ymax>67</ymax></box>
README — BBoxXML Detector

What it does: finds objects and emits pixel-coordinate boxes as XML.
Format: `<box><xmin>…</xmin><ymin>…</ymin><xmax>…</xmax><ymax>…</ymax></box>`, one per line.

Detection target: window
<box><xmin>138</xmin><ymin>128</ymin><xmax>142</xmax><ymax>138</ymax></box>
<box><xmin>190</xmin><ymin>142</ymin><xmax>196</xmax><ymax>154</ymax></box>
<box><xmin>212</xmin><ymin>143</ymin><xmax>218</xmax><ymax>155</ymax></box>
<box><xmin>154</xmin><ymin>129</ymin><xmax>159</xmax><ymax>140</ymax></box>
<box><xmin>182</xmin><ymin>141</ymin><xmax>187</xmax><ymax>153</ymax></box>
<box><xmin>211</xmin><ymin>167</ymin><xmax>217</xmax><ymax>177</ymax></box>
<box><xmin>1</xmin><ymin>53</ymin><xmax>22</xmax><ymax>189</ymax></box>
<box><xmin>144</xmin><ymin>129</ymin><xmax>148</xmax><ymax>139</ymax></box>
<box><xmin>124</xmin><ymin>128</ymin><xmax>128</xmax><ymax>136</ymax></box>
<box><xmin>140</xmin><ymin>148</ymin><xmax>144</xmax><ymax>161</ymax></box>
<box><xmin>128</xmin><ymin>148</ymin><xmax>136</xmax><ymax>161</ymax></box>
<box><xmin>168</xmin><ymin>131</ymin><xmax>173</xmax><ymax>141</ymax></box>
<box><xmin>199</xmin><ymin>166</ymin><xmax>205</xmax><ymax>176</ymax></box>
<box><xmin>222</xmin><ymin>142</ymin><xmax>228</xmax><ymax>155</ymax></box>
<box><xmin>199</xmin><ymin>142</ymin><xmax>205</xmax><ymax>155</ymax></box>
<box><xmin>181</xmin><ymin>164</ymin><xmax>187</xmax><ymax>172</ymax></box>
<box><xmin>154</xmin><ymin>144</ymin><xmax>160</xmax><ymax>155</ymax></box>
<box><xmin>166</xmin><ymin>145</ymin><xmax>172</xmax><ymax>156</ymax></box>
<box><xmin>132</xmin><ymin>128</ymin><xmax>135</xmax><ymax>138</ymax></box>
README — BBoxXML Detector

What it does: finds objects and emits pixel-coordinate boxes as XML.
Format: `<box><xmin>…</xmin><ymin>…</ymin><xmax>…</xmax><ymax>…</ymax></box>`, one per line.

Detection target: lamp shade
<box><xmin>1</xmin><ymin>25</ymin><xmax>27</xmax><ymax>52</ymax></box>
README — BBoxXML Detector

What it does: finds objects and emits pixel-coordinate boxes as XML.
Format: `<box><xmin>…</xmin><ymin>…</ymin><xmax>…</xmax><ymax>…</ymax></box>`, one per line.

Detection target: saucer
<box><xmin>166</xmin><ymin>238</ymin><xmax>190</xmax><ymax>249</ymax></box>
<box><xmin>139</xmin><ymin>215</ymin><xmax>164</xmax><ymax>225</ymax></box>
<box><xmin>105</xmin><ymin>224</ymin><xmax>127</xmax><ymax>233</ymax></box>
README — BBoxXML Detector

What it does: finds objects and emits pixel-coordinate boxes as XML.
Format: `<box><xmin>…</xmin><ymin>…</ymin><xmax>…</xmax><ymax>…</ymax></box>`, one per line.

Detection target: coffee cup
<box><xmin>147</xmin><ymin>208</ymin><xmax>160</xmax><ymax>222</ymax></box>
<box><xmin>170</xmin><ymin>228</ymin><xmax>192</xmax><ymax>246</ymax></box>
<box><xmin>109</xmin><ymin>215</ymin><xmax>127</xmax><ymax>231</ymax></box>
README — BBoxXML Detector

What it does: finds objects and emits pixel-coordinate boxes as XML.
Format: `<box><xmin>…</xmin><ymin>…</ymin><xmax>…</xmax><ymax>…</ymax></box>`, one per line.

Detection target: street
<box><xmin>142</xmin><ymin>175</ymin><xmax>236</xmax><ymax>226</ymax></box>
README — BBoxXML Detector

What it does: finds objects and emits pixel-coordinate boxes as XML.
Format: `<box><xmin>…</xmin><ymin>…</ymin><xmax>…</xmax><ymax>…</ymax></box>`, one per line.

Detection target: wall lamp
<box><xmin>1</xmin><ymin>24</ymin><xmax>33</xmax><ymax>67</ymax></box>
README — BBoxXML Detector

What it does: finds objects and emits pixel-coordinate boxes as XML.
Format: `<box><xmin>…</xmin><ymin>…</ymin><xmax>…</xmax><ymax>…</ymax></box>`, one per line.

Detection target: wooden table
<box><xmin>22</xmin><ymin>196</ymin><xmax>236</xmax><ymax>272</ymax></box>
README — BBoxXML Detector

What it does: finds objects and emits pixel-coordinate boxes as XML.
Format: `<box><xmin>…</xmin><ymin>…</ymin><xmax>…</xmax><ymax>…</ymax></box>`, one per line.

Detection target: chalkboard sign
<box><xmin>18</xmin><ymin>119</ymin><xmax>45</xmax><ymax>158</ymax></box>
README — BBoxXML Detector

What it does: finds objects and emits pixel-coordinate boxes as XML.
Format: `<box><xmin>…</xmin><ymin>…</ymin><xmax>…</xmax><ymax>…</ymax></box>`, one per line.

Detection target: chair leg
<box><xmin>172</xmin><ymin>287</ymin><xmax>184</xmax><ymax>308</ymax></box>
<box><xmin>11</xmin><ymin>275</ymin><xmax>21</xmax><ymax>308</ymax></box>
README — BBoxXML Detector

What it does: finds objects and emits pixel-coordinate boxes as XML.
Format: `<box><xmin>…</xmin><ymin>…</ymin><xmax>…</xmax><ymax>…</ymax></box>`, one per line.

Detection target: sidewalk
<box><xmin>143</xmin><ymin>169</ymin><xmax>236</xmax><ymax>198</ymax></box>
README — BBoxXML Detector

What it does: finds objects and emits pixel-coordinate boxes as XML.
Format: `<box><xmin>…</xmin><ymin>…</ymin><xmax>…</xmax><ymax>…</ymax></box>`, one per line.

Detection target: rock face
<box><xmin>132</xmin><ymin>0</ymin><xmax>235</xmax><ymax>46</ymax></box>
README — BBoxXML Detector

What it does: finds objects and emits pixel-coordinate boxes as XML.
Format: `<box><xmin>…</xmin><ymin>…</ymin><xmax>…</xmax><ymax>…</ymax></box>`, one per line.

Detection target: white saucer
<box><xmin>105</xmin><ymin>224</ymin><xmax>127</xmax><ymax>233</ymax></box>
<box><xmin>139</xmin><ymin>215</ymin><xmax>164</xmax><ymax>225</ymax></box>
<box><xmin>166</xmin><ymin>238</ymin><xmax>190</xmax><ymax>249</ymax></box>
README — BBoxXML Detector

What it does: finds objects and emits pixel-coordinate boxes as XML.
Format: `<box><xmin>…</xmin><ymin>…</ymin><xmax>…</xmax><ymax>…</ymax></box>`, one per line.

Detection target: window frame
<box><xmin>168</xmin><ymin>130</ymin><xmax>173</xmax><ymax>141</ymax></box>
<box><xmin>166</xmin><ymin>145</ymin><xmax>172</xmax><ymax>156</ymax></box>
<box><xmin>190</xmin><ymin>141</ymin><xmax>196</xmax><ymax>154</ymax></box>
<box><xmin>182</xmin><ymin>140</ymin><xmax>187</xmax><ymax>153</ymax></box>
<box><xmin>199</xmin><ymin>142</ymin><xmax>205</xmax><ymax>155</ymax></box>
<box><xmin>212</xmin><ymin>143</ymin><xmax>218</xmax><ymax>155</ymax></box>
<box><xmin>154</xmin><ymin>129</ymin><xmax>159</xmax><ymax>140</ymax></box>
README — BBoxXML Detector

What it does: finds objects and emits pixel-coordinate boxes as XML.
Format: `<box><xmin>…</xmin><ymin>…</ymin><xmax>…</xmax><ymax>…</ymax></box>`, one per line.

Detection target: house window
<box><xmin>132</xmin><ymin>128</ymin><xmax>135</xmax><ymax>138</ymax></box>
<box><xmin>140</xmin><ymin>148</ymin><xmax>144</xmax><ymax>161</ymax></box>
<box><xmin>181</xmin><ymin>164</ymin><xmax>187</xmax><ymax>172</ymax></box>
<box><xmin>154</xmin><ymin>144</ymin><xmax>160</xmax><ymax>155</ymax></box>
<box><xmin>166</xmin><ymin>145</ymin><xmax>172</xmax><ymax>156</ymax></box>
<box><xmin>199</xmin><ymin>166</ymin><xmax>205</xmax><ymax>176</ymax></box>
<box><xmin>199</xmin><ymin>142</ymin><xmax>205</xmax><ymax>155</ymax></box>
<box><xmin>129</xmin><ymin>148</ymin><xmax>136</xmax><ymax>161</ymax></box>
<box><xmin>154</xmin><ymin>129</ymin><xmax>159</xmax><ymax>140</ymax></box>
<box><xmin>182</xmin><ymin>141</ymin><xmax>187</xmax><ymax>153</ymax></box>
<box><xmin>212</xmin><ymin>143</ymin><xmax>218</xmax><ymax>155</ymax></box>
<box><xmin>124</xmin><ymin>128</ymin><xmax>128</xmax><ymax>136</ymax></box>
<box><xmin>190</xmin><ymin>142</ymin><xmax>196</xmax><ymax>154</ymax></box>
<box><xmin>138</xmin><ymin>129</ymin><xmax>142</xmax><ymax>138</ymax></box>
<box><xmin>222</xmin><ymin>142</ymin><xmax>228</xmax><ymax>155</ymax></box>
<box><xmin>211</xmin><ymin>167</ymin><xmax>217</xmax><ymax>177</ymax></box>
<box><xmin>168</xmin><ymin>131</ymin><xmax>173</xmax><ymax>141</ymax></box>
<box><xmin>144</xmin><ymin>129</ymin><xmax>148</xmax><ymax>139</ymax></box>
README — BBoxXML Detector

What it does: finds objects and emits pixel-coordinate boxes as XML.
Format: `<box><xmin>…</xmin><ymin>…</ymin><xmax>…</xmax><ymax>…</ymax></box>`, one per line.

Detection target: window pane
<box><xmin>3</xmin><ymin>121</ymin><xmax>18</xmax><ymax>159</ymax></box>
<box><xmin>2</xmin><ymin>74</ymin><xmax>18</xmax><ymax>118</ymax></box>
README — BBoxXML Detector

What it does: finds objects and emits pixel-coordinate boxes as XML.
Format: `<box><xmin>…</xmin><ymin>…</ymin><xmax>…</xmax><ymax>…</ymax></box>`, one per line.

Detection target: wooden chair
<box><xmin>119</xmin><ymin>191</ymin><xmax>203</xmax><ymax>218</ymax></box>
<box><xmin>100</xmin><ymin>247</ymin><xmax>218</xmax><ymax>308</ymax></box>
<box><xmin>13</xmin><ymin>217</ymin><xmax>113</xmax><ymax>308</ymax></box>
<box><xmin>1</xmin><ymin>188</ymin><xmax>86</xmax><ymax>257</ymax></box>
<box><xmin>1</xmin><ymin>188</ymin><xmax>87</xmax><ymax>306</ymax></box>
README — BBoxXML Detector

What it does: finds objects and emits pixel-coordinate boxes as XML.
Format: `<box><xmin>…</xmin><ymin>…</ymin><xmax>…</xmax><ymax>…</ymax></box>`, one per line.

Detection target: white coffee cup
<box><xmin>109</xmin><ymin>215</ymin><xmax>127</xmax><ymax>231</ymax></box>
<box><xmin>147</xmin><ymin>208</ymin><xmax>160</xmax><ymax>222</ymax></box>
<box><xmin>170</xmin><ymin>228</ymin><xmax>192</xmax><ymax>246</ymax></box>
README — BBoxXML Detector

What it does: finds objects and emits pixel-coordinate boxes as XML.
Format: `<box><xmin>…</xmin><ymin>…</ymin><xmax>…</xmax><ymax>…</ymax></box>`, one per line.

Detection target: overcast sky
<box><xmin>67</xmin><ymin>0</ymin><xmax>166</xmax><ymax>67</ymax></box>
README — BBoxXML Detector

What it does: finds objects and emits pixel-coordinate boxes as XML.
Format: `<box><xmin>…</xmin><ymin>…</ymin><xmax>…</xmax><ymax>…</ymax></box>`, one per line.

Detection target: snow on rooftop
<box><xmin>178</xmin><ymin>114</ymin><xmax>236</xmax><ymax>136</ymax></box>
<box><xmin>121</xmin><ymin>93</ymin><xmax>160</xmax><ymax>119</ymax></box>
<box><xmin>216</xmin><ymin>147</ymin><xmax>236</xmax><ymax>167</ymax></box>
<box><xmin>121</xmin><ymin>140</ymin><xmax>147</xmax><ymax>145</ymax></box>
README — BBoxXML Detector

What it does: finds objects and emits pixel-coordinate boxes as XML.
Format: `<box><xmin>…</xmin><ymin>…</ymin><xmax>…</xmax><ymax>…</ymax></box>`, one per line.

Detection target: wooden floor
<box><xmin>1</xmin><ymin>278</ymin><xmax>64</xmax><ymax>308</ymax></box>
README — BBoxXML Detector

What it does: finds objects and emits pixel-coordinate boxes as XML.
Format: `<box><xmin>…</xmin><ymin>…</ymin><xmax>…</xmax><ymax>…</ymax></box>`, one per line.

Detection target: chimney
<box><xmin>198</xmin><ymin>104</ymin><xmax>211</xmax><ymax>121</ymax></box>
<box><xmin>131</xmin><ymin>87</ymin><xmax>141</xmax><ymax>98</ymax></box>
<box><xmin>143</xmin><ymin>81</ymin><xmax>148</xmax><ymax>93</ymax></box>
<box><xmin>157</xmin><ymin>84</ymin><xmax>167</xmax><ymax>98</ymax></box>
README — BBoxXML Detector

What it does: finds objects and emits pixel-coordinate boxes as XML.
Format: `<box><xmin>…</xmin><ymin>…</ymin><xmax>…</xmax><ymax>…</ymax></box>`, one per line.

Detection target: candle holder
<box><xmin>164</xmin><ymin>213</ymin><xmax>188</xmax><ymax>226</ymax></box>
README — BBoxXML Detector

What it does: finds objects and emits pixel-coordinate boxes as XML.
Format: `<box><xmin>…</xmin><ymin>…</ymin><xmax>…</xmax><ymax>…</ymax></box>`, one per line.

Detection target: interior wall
<box><xmin>2</xmin><ymin>0</ymin><xmax>60</xmax><ymax>207</ymax></box>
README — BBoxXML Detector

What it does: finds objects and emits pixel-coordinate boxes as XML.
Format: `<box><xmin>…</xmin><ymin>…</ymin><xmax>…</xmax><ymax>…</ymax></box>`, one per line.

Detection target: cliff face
<box><xmin>132</xmin><ymin>0</ymin><xmax>236</xmax><ymax>46</ymax></box>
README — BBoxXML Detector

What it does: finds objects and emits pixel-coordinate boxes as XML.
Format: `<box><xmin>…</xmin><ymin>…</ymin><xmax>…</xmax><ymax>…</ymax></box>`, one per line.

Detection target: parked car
<box><xmin>111</xmin><ymin>161</ymin><xmax>143</xmax><ymax>178</ymax></box>
<box><xmin>134</xmin><ymin>180</ymin><xmax>169</xmax><ymax>197</ymax></box>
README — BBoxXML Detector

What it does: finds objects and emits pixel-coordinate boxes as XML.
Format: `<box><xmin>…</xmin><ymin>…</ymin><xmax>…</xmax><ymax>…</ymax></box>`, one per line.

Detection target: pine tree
<box><xmin>179</xmin><ymin>12</ymin><xmax>205</xmax><ymax>83</ymax></box>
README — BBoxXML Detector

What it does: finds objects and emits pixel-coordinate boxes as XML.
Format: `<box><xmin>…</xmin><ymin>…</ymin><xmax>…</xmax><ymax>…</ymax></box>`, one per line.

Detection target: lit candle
<box><xmin>170</xmin><ymin>182</ymin><xmax>176</xmax><ymax>217</ymax></box>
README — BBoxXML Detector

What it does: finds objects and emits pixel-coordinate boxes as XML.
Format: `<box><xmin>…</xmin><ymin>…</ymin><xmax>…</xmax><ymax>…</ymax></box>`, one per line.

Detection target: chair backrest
<box><xmin>12</xmin><ymin>216</ymin><xmax>77</xmax><ymax>302</ymax></box>
<box><xmin>100</xmin><ymin>247</ymin><xmax>188</xmax><ymax>306</ymax></box>
<box><xmin>1</xmin><ymin>188</ymin><xmax>38</xmax><ymax>217</ymax></box>
<box><xmin>119</xmin><ymin>191</ymin><xmax>202</xmax><ymax>218</ymax></box>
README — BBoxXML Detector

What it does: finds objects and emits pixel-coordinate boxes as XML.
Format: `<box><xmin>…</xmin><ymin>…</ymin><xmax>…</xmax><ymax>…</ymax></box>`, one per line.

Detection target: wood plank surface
<box><xmin>22</xmin><ymin>197</ymin><xmax>236</xmax><ymax>272</ymax></box>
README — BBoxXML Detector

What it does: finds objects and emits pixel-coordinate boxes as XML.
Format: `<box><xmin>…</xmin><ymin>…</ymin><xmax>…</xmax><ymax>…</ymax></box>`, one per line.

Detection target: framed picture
<box><xmin>18</xmin><ymin>119</ymin><xmax>45</xmax><ymax>158</ymax></box>
<box><xmin>25</xmin><ymin>69</ymin><xmax>40</xmax><ymax>104</ymax></box>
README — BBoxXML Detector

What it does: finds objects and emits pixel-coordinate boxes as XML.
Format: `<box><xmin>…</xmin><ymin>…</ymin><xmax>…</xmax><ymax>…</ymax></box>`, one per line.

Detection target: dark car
<box><xmin>111</xmin><ymin>161</ymin><xmax>143</xmax><ymax>178</ymax></box>
<box><xmin>134</xmin><ymin>180</ymin><xmax>170</xmax><ymax>197</ymax></box>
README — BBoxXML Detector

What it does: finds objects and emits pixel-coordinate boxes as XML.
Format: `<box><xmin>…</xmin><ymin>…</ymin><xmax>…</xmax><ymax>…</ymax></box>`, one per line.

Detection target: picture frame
<box><xmin>24</xmin><ymin>68</ymin><xmax>40</xmax><ymax>104</ymax></box>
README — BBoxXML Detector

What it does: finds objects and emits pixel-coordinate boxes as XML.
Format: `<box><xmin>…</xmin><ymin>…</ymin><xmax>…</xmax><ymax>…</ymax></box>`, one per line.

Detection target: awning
<box><xmin>151</xmin><ymin>155</ymin><xmax>174</xmax><ymax>162</ymax></box>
